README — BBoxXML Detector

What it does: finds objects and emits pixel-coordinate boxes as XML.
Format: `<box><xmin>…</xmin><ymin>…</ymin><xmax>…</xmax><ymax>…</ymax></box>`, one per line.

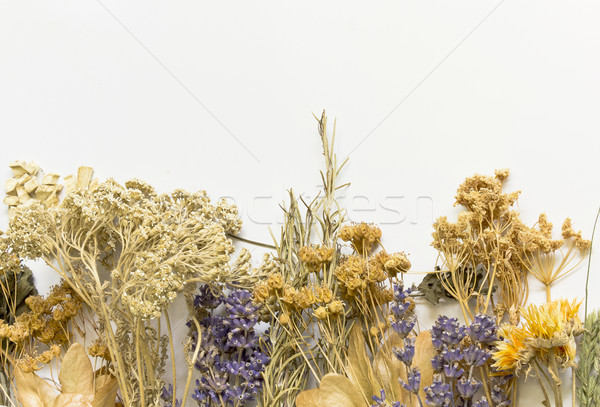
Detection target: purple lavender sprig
<box><xmin>390</xmin><ymin>283</ymin><xmax>416</xmax><ymax>339</ymax></box>
<box><xmin>426</xmin><ymin>314</ymin><xmax>506</xmax><ymax>407</ymax></box>
<box><xmin>187</xmin><ymin>287</ymin><xmax>270</xmax><ymax>407</ymax></box>
<box><xmin>371</xmin><ymin>389</ymin><xmax>405</xmax><ymax>407</ymax></box>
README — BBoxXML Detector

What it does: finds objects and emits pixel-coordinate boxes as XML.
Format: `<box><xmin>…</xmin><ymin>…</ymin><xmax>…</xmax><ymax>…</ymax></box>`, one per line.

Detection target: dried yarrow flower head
<box><xmin>518</xmin><ymin>213</ymin><xmax>591</xmax><ymax>302</ymax></box>
<box><xmin>5</xmin><ymin>165</ymin><xmax>248</xmax><ymax>407</ymax></box>
<box><xmin>427</xmin><ymin>169</ymin><xmax>589</xmax><ymax>325</ymax></box>
<box><xmin>181</xmin><ymin>287</ymin><xmax>269</xmax><ymax>407</ymax></box>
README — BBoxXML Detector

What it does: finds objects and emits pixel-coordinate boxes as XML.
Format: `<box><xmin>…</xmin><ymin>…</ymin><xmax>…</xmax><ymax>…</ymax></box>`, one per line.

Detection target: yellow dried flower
<box><xmin>313</xmin><ymin>306</ymin><xmax>329</xmax><ymax>320</ymax></box>
<box><xmin>315</xmin><ymin>285</ymin><xmax>333</xmax><ymax>303</ymax></box>
<box><xmin>253</xmin><ymin>283</ymin><xmax>270</xmax><ymax>304</ymax></box>
<box><xmin>88</xmin><ymin>339</ymin><xmax>111</xmax><ymax>361</ymax></box>
<box><xmin>327</xmin><ymin>300</ymin><xmax>344</xmax><ymax>315</ymax></box>
<box><xmin>267</xmin><ymin>273</ymin><xmax>285</xmax><ymax>292</ymax></box>
<box><xmin>279</xmin><ymin>313</ymin><xmax>290</xmax><ymax>325</ymax></box>
<box><xmin>339</xmin><ymin>223</ymin><xmax>381</xmax><ymax>254</ymax></box>
<box><xmin>16</xmin><ymin>354</ymin><xmax>41</xmax><ymax>373</ymax></box>
<box><xmin>492</xmin><ymin>299</ymin><xmax>582</xmax><ymax>372</ymax></box>
<box><xmin>384</xmin><ymin>252</ymin><xmax>411</xmax><ymax>277</ymax></box>
<box><xmin>299</xmin><ymin>245</ymin><xmax>334</xmax><ymax>273</ymax></box>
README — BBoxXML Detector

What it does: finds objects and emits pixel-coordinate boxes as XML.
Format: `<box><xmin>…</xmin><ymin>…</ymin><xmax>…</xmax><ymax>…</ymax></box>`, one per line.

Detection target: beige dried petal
<box><xmin>6</xmin><ymin>178</ymin><xmax>18</xmax><ymax>194</ymax></box>
<box><xmin>4</xmin><ymin>195</ymin><xmax>19</xmax><ymax>206</ymax></box>
<box><xmin>36</xmin><ymin>184</ymin><xmax>56</xmax><ymax>200</ymax></box>
<box><xmin>42</xmin><ymin>173</ymin><xmax>61</xmax><ymax>185</ymax></box>
<box><xmin>319</xmin><ymin>373</ymin><xmax>365</xmax><ymax>407</ymax></box>
<box><xmin>296</xmin><ymin>388</ymin><xmax>324</xmax><ymax>407</ymax></box>
<box><xmin>59</xmin><ymin>343</ymin><xmax>94</xmax><ymax>398</ymax></box>
<box><xmin>24</xmin><ymin>178</ymin><xmax>39</xmax><ymax>194</ymax></box>
<box><xmin>347</xmin><ymin>324</ymin><xmax>379</xmax><ymax>401</ymax></box>
<box><xmin>77</xmin><ymin>167</ymin><xmax>94</xmax><ymax>190</ymax></box>
<box><xmin>64</xmin><ymin>174</ymin><xmax>76</xmax><ymax>192</ymax></box>
<box><xmin>414</xmin><ymin>330</ymin><xmax>435</xmax><ymax>400</ymax></box>
<box><xmin>53</xmin><ymin>393</ymin><xmax>93</xmax><ymax>407</ymax></box>
<box><xmin>373</xmin><ymin>332</ymin><xmax>406</xmax><ymax>403</ymax></box>
<box><xmin>91</xmin><ymin>376</ymin><xmax>118</xmax><ymax>407</ymax></box>
<box><xmin>9</xmin><ymin>160</ymin><xmax>28</xmax><ymax>176</ymax></box>
<box><xmin>17</xmin><ymin>186</ymin><xmax>31</xmax><ymax>204</ymax></box>
<box><xmin>25</xmin><ymin>161</ymin><xmax>40</xmax><ymax>175</ymax></box>
<box><xmin>14</xmin><ymin>366</ymin><xmax>57</xmax><ymax>407</ymax></box>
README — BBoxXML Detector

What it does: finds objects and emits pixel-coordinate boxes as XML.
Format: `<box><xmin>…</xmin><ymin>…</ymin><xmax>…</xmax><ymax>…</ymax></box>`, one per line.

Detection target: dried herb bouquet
<box><xmin>0</xmin><ymin>112</ymin><xmax>597</xmax><ymax>407</ymax></box>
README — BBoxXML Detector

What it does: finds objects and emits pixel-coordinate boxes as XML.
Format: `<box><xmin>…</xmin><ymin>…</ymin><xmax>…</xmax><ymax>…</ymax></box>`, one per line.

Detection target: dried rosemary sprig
<box><xmin>258</xmin><ymin>111</ymin><xmax>348</xmax><ymax>406</ymax></box>
<box><xmin>577</xmin><ymin>310</ymin><xmax>600</xmax><ymax>407</ymax></box>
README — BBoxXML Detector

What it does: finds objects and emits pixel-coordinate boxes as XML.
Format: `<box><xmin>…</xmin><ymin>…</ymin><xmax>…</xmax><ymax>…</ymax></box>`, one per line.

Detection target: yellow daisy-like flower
<box><xmin>492</xmin><ymin>298</ymin><xmax>582</xmax><ymax>372</ymax></box>
<box><xmin>492</xmin><ymin>325</ymin><xmax>528</xmax><ymax>371</ymax></box>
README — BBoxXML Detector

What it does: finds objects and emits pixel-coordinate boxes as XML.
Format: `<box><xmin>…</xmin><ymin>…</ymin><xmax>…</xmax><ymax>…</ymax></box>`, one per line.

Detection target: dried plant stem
<box><xmin>585</xmin><ymin>207</ymin><xmax>600</xmax><ymax>318</ymax></box>
<box><xmin>165</xmin><ymin>311</ymin><xmax>177</xmax><ymax>407</ymax></box>
<box><xmin>181</xmin><ymin>315</ymin><xmax>202</xmax><ymax>407</ymax></box>
<box><xmin>533</xmin><ymin>359</ymin><xmax>552</xmax><ymax>407</ymax></box>
<box><xmin>549</xmin><ymin>354</ymin><xmax>563</xmax><ymax>407</ymax></box>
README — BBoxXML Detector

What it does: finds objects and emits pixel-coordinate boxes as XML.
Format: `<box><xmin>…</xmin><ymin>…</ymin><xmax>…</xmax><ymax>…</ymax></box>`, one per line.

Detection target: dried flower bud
<box><xmin>267</xmin><ymin>273</ymin><xmax>285</xmax><ymax>292</ymax></box>
<box><xmin>328</xmin><ymin>300</ymin><xmax>344</xmax><ymax>315</ymax></box>
<box><xmin>313</xmin><ymin>306</ymin><xmax>329</xmax><ymax>320</ymax></box>
<box><xmin>253</xmin><ymin>283</ymin><xmax>270</xmax><ymax>304</ymax></box>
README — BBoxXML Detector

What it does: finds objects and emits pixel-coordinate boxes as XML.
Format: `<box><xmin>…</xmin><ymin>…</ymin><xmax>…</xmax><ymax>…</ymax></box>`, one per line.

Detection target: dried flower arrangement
<box><xmin>0</xmin><ymin>112</ymin><xmax>596</xmax><ymax>407</ymax></box>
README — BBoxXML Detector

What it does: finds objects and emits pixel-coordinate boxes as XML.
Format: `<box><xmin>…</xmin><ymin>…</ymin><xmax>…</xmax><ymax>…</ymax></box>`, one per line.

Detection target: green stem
<box><xmin>585</xmin><ymin>206</ymin><xmax>600</xmax><ymax>319</ymax></box>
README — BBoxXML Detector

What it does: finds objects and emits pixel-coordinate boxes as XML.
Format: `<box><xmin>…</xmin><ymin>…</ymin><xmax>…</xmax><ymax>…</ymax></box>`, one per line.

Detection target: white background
<box><xmin>1</xmin><ymin>1</ymin><xmax>599</xmax><ymax>406</ymax></box>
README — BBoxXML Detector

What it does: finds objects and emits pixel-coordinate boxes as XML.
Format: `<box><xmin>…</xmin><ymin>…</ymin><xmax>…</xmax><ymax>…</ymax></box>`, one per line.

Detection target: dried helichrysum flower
<box><xmin>339</xmin><ymin>223</ymin><xmax>381</xmax><ymax>254</ymax></box>
<box><xmin>315</xmin><ymin>285</ymin><xmax>333</xmax><ymax>304</ymax></box>
<box><xmin>253</xmin><ymin>283</ymin><xmax>270</xmax><ymax>304</ymax></box>
<box><xmin>0</xmin><ymin>280</ymin><xmax>81</xmax><ymax>348</ymax></box>
<box><xmin>313</xmin><ymin>306</ymin><xmax>329</xmax><ymax>320</ymax></box>
<box><xmin>384</xmin><ymin>252</ymin><xmax>411</xmax><ymax>277</ymax></box>
<box><xmin>88</xmin><ymin>339</ymin><xmax>112</xmax><ymax>362</ymax></box>
<box><xmin>327</xmin><ymin>299</ymin><xmax>344</xmax><ymax>316</ymax></box>
<box><xmin>298</xmin><ymin>245</ymin><xmax>334</xmax><ymax>273</ymax></box>
<box><xmin>266</xmin><ymin>273</ymin><xmax>285</xmax><ymax>292</ymax></box>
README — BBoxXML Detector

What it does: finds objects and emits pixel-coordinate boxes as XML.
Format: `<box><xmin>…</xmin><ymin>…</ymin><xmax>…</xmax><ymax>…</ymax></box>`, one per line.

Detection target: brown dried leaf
<box><xmin>53</xmin><ymin>393</ymin><xmax>93</xmax><ymax>407</ymax></box>
<box><xmin>295</xmin><ymin>388</ymin><xmax>324</xmax><ymax>407</ymax></box>
<box><xmin>59</xmin><ymin>343</ymin><xmax>94</xmax><ymax>398</ymax></box>
<box><xmin>92</xmin><ymin>376</ymin><xmax>118</xmax><ymax>407</ymax></box>
<box><xmin>14</xmin><ymin>366</ymin><xmax>57</xmax><ymax>407</ymax></box>
<box><xmin>346</xmin><ymin>324</ymin><xmax>378</xmax><ymax>402</ymax></box>
<box><xmin>372</xmin><ymin>331</ymin><xmax>406</xmax><ymax>404</ymax></box>
<box><xmin>319</xmin><ymin>373</ymin><xmax>365</xmax><ymax>407</ymax></box>
<box><xmin>414</xmin><ymin>330</ymin><xmax>435</xmax><ymax>400</ymax></box>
